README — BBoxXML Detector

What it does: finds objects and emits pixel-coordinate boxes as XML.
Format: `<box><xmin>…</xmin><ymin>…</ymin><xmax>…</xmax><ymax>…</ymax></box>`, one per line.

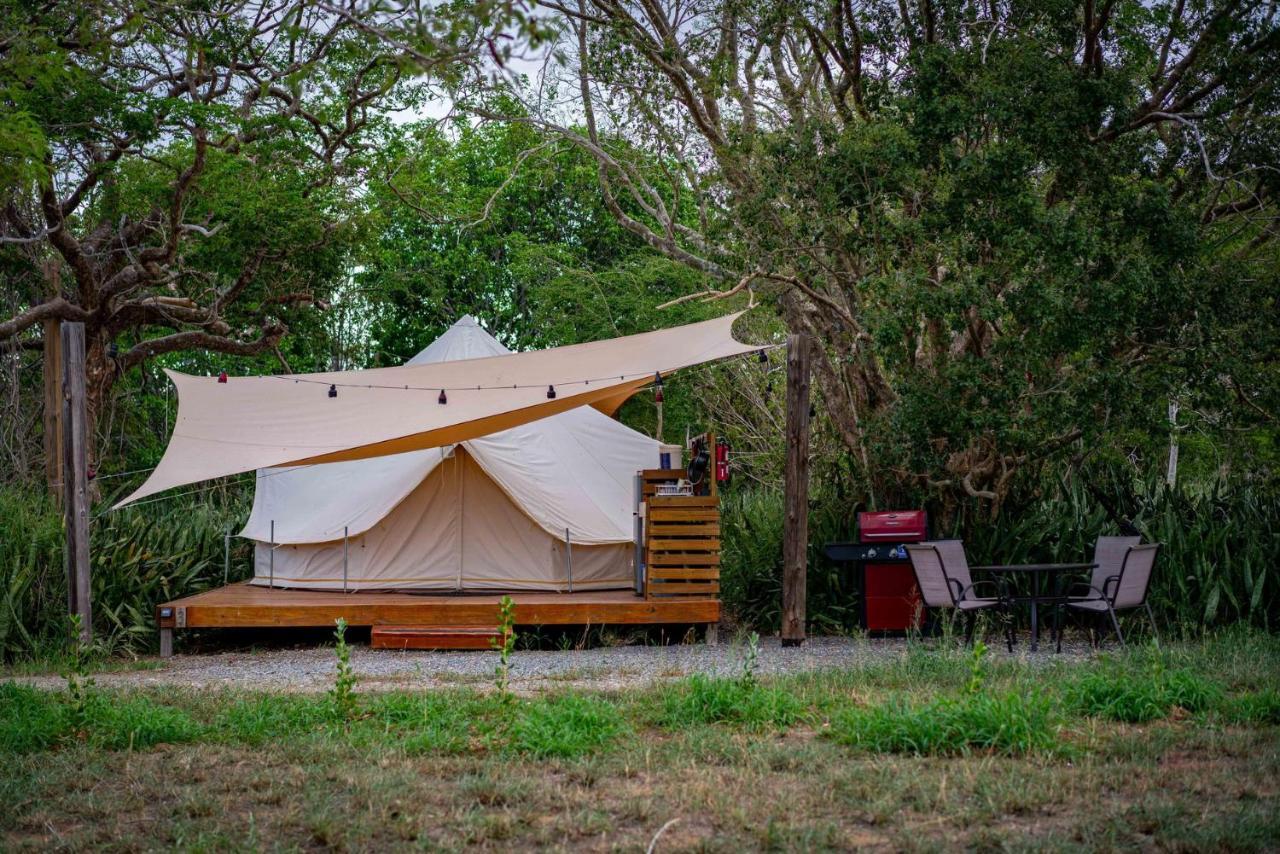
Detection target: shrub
<box><xmin>1</xmin><ymin>682</ymin><xmax>200</xmax><ymax>753</ymax></box>
<box><xmin>0</xmin><ymin>682</ymin><xmax>66</xmax><ymax>754</ymax></box>
<box><xmin>83</xmin><ymin>692</ymin><xmax>203</xmax><ymax>749</ymax></box>
<box><xmin>0</xmin><ymin>482</ymin><xmax>250</xmax><ymax>661</ymax></box>
<box><xmin>1218</xmin><ymin>691</ymin><xmax>1280</xmax><ymax>726</ymax></box>
<box><xmin>827</xmin><ymin>690</ymin><xmax>1061</xmax><ymax>756</ymax></box>
<box><xmin>659</xmin><ymin>674</ymin><xmax>803</xmax><ymax>731</ymax></box>
<box><xmin>1066</xmin><ymin>663</ymin><xmax>1222</xmax><ymax>722</ymax></box>
<box><xmin>508</xmin><ymin>693</ymin><xmax>626</xmax><ymax>758</ymax></box>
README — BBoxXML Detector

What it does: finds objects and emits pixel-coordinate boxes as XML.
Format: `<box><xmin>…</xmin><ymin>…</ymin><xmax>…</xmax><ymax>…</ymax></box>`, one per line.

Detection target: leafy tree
<box><xmin>353</xmin><ymin>118</ymin><xmax>756</xmax><ymax>440</ymax></box>
<box><xmin>0</xmin><ymin>0</ymin><xmax>527</xmax><ymax>476</ymax></box>
<box><xmin>466</xmin><ymin>0</ymin><xmax>1280</xmax><ymax>511</ymax></box>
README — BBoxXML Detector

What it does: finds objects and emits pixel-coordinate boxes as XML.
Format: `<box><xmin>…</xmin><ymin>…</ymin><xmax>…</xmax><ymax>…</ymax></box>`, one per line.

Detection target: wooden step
<box><xmin>371</xmin><ymin>625</ymin><xmax>505</xmax><ymax>650</ymax></box>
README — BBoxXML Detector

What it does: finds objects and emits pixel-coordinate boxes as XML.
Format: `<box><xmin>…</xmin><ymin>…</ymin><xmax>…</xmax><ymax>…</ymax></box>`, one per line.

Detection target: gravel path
<box><xmin>13</xmin><ymin>634</ymin><xmax>1098</xmax><ymax>694</ymax></box>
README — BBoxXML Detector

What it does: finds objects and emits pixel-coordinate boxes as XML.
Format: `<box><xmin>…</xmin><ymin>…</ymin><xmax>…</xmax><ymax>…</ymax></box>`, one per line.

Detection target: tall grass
<box><xmin>958</xmin><ymin>473</ymin><xmax>1280</xmax><ymax>632</ymax></box>
<box><xmin>0</xmin><ymin>484</ymin><xmax>250</xmax><ymax>660</ymax></box>
<box><xmin>719</xmin><ymin>488</ymin><xmax>860</xmax><ymax>633</ymax></box>
<box><xmin>720</xmin><ymin>470</ymin><xmax>1279</xmax><ymax>634</ymax></box>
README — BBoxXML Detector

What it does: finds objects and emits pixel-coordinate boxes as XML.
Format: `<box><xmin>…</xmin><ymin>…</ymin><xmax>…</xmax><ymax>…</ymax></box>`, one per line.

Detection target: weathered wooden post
<box><xmin>781</xmin><ymin>333</ymin><xmax>811</xmax><ymax>647</ymax></box>
<box><xmin>61</xmin><ymin>322</ymin><xmax>92</xmax><ymax>643</ymax></box>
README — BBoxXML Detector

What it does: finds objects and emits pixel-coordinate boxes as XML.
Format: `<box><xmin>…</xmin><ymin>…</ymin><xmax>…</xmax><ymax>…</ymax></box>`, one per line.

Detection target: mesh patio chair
<box><xmin>1052</xmin><ymin>535</ymin><xmax>1139</xmax><ymax>650</ymax></box>
<box><xmin>906</xmin><ymin>540</ymin><xmax>1013</xmax><ymax>651</ymax></box>
<box><xmin>1062</xmin><ymin>542</ymin><xmax>1161</xmax><ymax>648</ymax></box>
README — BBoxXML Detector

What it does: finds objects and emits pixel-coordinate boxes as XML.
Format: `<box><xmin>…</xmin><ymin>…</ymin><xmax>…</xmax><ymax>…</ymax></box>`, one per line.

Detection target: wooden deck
<box><xmin>156</xmin><ymin>583</ymin><xmax>719</xmax><ymax>654</ymax></box>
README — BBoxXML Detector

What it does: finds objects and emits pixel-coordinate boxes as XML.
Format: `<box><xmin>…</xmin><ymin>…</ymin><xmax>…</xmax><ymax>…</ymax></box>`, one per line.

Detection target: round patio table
<box><xmin>970</xmin><ymin>563</ymin><xmax>1096</xmax><ymax>652</ymax></box>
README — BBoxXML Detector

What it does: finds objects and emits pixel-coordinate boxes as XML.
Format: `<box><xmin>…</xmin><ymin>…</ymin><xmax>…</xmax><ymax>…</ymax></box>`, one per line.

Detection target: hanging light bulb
<box><xmin>217</xmin><ymin>371</ymin><xmax>228</xmax><ymax>384</ymax></box>
<box><xmin>653</xmin><ymin>371</ymin><xmax>664</xmax><ymax>403</ymax></box>
<box><xmin>328</xmin><ymin>384</ymin><xmax>337</xmax><ymax>398</ymax></box>
<box><xmin>757</xmin><ymin>348</ymin><xmax>768</xmax><ymax>364</ymax></box>
<box><xmin>546</xmin><ymin>384</ymin><xmax>556</xmax><ymax>399</ymax></box>
<box><xmin>438</xmin><ymin>388</ymin><xmax>448</xmax><ymax>405</ymax></box>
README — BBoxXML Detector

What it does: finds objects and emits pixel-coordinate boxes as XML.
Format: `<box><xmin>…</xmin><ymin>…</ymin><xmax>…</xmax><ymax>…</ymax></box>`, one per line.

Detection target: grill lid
<box><xmin>858</xmin><ymin>510</ymin><xmax>927</xmax><ymax>542</ymax></box>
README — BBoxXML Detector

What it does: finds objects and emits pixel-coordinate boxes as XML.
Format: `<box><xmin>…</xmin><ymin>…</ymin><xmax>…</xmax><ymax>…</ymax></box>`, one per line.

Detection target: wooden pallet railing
<box><xmin>644</xmin><ymin>494</ymin><xmax>720</xmax><ymax>598</ymax></box>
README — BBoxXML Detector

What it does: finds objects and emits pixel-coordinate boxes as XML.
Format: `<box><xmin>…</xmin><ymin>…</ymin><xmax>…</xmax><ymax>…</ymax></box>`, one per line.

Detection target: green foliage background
<box><xmin>1</xmin><ymin>4</ymin><xmax>1278</xmax><ymax>658</ymax></box>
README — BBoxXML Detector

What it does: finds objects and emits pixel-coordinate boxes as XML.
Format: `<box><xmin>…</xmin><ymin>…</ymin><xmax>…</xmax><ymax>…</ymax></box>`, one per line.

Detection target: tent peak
<box><xmin>407</xmin><ymin>315</ymin><xmax>510</xmax><ymax>366</ymax></box>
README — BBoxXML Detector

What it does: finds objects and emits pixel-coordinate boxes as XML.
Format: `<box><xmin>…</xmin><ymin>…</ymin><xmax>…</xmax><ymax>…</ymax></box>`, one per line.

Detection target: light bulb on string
<box><xmin>328</xmin><ymin>384</ymin><xmax>337</xmax><ymax>398</ymax></box>
<box><xmin>438</xmin><ymin>389</ymin><xmax>448</xmax><ymax>405</ymax></box>
<box><xmin>547</xmin><ymin>385</ymin><xmax>556</xmax><ymax>399</ymax></box>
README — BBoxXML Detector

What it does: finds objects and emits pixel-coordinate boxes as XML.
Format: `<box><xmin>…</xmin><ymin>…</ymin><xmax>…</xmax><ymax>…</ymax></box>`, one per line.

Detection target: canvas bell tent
<box><xmin>237</xmin><ymin>317</ymin><xmax>667</xmax><ymax>591</ymax></box>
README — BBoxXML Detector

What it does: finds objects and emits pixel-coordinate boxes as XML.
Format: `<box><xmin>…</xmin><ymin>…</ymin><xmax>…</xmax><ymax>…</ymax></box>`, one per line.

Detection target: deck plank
<box><xmin>158</xmin><ymin>583</ymin><xmax>718</xmax><ymax>629</ymax></box>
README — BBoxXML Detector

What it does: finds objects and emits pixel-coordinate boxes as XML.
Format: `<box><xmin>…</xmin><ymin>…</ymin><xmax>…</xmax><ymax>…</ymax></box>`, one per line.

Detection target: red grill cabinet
<box><xmin>823</xmin><ymin>510</ymin><xmax>928</xmax><ymax>633</ymax></box>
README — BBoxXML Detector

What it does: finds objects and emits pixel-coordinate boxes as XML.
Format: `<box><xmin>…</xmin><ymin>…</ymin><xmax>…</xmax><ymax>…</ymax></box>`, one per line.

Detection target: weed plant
<box><xmin>491</xmin><ymin>596</ymin><xmax>517</xmax><ymax>700</ymax></box>
<box><xmin>329</xmin><ymin>618</ymin><xmax>358</xmax><ymax>722</ymax></box>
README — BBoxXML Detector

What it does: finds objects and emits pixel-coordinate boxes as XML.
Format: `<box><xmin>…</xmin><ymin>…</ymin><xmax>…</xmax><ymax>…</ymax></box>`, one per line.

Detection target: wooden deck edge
<box><xmin>157</xmin><ymin>592</ymin><xmax>719</xmax><ymax>630</ymax></box>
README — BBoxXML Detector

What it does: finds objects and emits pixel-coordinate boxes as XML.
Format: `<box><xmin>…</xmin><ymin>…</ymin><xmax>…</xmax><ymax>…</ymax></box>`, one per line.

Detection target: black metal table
<box><xmin>971</xmin><ymin>563</ymin><xmax>1096</xmax><ymax>652</ymax></box>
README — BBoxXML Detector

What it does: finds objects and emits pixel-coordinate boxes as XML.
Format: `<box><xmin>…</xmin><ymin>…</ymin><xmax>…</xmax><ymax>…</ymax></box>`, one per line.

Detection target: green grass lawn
<box><xmin>3</xmin><ymin>631</ymin><xmax>1279</xmax><ymax>851</ymax></box>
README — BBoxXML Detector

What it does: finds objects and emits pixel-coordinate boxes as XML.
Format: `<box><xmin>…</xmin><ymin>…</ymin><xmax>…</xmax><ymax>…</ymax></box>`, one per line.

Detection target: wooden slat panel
<box><xmin>647</xmin><ymin>553</ymin><xmax>721</xmax><ymax>566</ymax></box>
<box><xmin>641</xmin><ymin>469</ymin><xmax>685</xmax><ymax>479</ymax></box>
<box><xmin>648</xmin><ymin>509</ymin><xmax>720</xmax><ymax>522</ymax></box>
<box><xmin>647</xmin><ymin>495</ymin><xmax>717</xmax><ymax>508</ymax></box>
<box><xmin>649</xmin><ymin>581</ymin><xmax>721</xmax><ymax>595</ymax></box>
<box><xmin>647</xmin><ymin>523</ymin><xmax>720</xmax><ymax>536</ymax></box>
<box><xmin>649</xmin><ymin>538</ymin><xmax>720</xmax><ymax>551</ymax></box>
<box><xmin>642</xmin><ymin>487</ymin><xmax>720</xmax><ymax>599</ymax></box>
<box><xmin>649</xmin><ymin>568</ymin><xmax>720</xmax><ymax>580</ymax></box>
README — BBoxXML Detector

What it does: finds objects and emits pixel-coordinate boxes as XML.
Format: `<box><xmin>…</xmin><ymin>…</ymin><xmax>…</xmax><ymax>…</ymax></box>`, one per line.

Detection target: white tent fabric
<box><xmin>117</xmin><ymin>312</ymin><xmax>754</xmax><ymax>507</ymax></box>
<box><xmin>241</xmin><ymin>316</ymin><xmax>668</xmax><ymax>591</ymax></box>
<box><xmin>251</xmin><ymin>447</ymin><xmax>632</xmax><ymax>591</ymax></box>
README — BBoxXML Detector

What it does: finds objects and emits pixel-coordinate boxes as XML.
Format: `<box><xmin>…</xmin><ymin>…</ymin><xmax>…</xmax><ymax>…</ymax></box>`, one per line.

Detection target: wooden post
<box><xmin>42</xmin><ymin>318</ymin><xmax>63</xmax><ymax>496</ymax></box>
<box><xmin>781</xmin><ymin>333</ymin><xmax>811</xmax><ymax>647</ymax></box>
<box><xmin>61</xmin><ymin>322</ymin><xmax>91</xmax><ymax>643</ymax></box>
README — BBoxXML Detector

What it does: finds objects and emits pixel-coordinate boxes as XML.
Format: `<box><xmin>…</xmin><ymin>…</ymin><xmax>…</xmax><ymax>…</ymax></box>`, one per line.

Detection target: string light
<box><xmin>218</xmin><ymin>346</ymin><xmax>783</xmax><ymax>397</ymax></box>
<box><xmin>757</xmin><ymin>348</ymin><xmax>768</xmax><ymax>364</ymax></box>
<box><xmin>653</xmin><ymin>371</ymin><xmax>664</xmax><ymax>404</ymax></box>
<box><xmin>328</xmin><ymin>384</ymin><xmax>337</xmax><ymax>398</ymax></box>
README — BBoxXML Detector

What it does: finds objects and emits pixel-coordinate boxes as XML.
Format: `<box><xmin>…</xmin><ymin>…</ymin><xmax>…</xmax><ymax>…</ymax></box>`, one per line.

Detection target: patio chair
<box><xmin>1062</xmin><ymin>542</ymin><xmax>1161</xmax><ymax>648</ymax></box>
<box><xmin>906</xmin><ymin>540</ymin><xmax>1013</xmax><ymax>651</ymax></box>
<box><xmin>1052</xmin><ymin>535</ymin><xmax>1139</xmax><ymax>650</ymax></box>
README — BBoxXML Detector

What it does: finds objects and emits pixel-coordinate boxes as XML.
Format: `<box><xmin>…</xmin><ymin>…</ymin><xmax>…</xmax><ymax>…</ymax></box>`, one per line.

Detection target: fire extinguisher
<box><xmin>715</xmin><ymin>437</ymin><xmax>731</xmax><ymax>485</ymax></box>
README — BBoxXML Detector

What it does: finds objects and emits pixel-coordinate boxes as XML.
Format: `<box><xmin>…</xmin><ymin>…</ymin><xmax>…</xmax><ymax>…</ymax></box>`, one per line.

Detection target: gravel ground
<box><xmin>14</xmin><ymin>633</ymin><xmax>1099</xmax><ymax>694</ymax></box>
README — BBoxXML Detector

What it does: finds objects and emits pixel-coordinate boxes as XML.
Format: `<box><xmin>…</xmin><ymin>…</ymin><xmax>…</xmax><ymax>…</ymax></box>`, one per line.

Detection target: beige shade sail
<box><xmin>118</xmin><ymin>312</ymin><xmax>756</xmax><ymax>507</ymax></box>
<box><xmin>240</xmin><ymin>315</ymin><xmax>663</xmax><ymax>546</ymax></box>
